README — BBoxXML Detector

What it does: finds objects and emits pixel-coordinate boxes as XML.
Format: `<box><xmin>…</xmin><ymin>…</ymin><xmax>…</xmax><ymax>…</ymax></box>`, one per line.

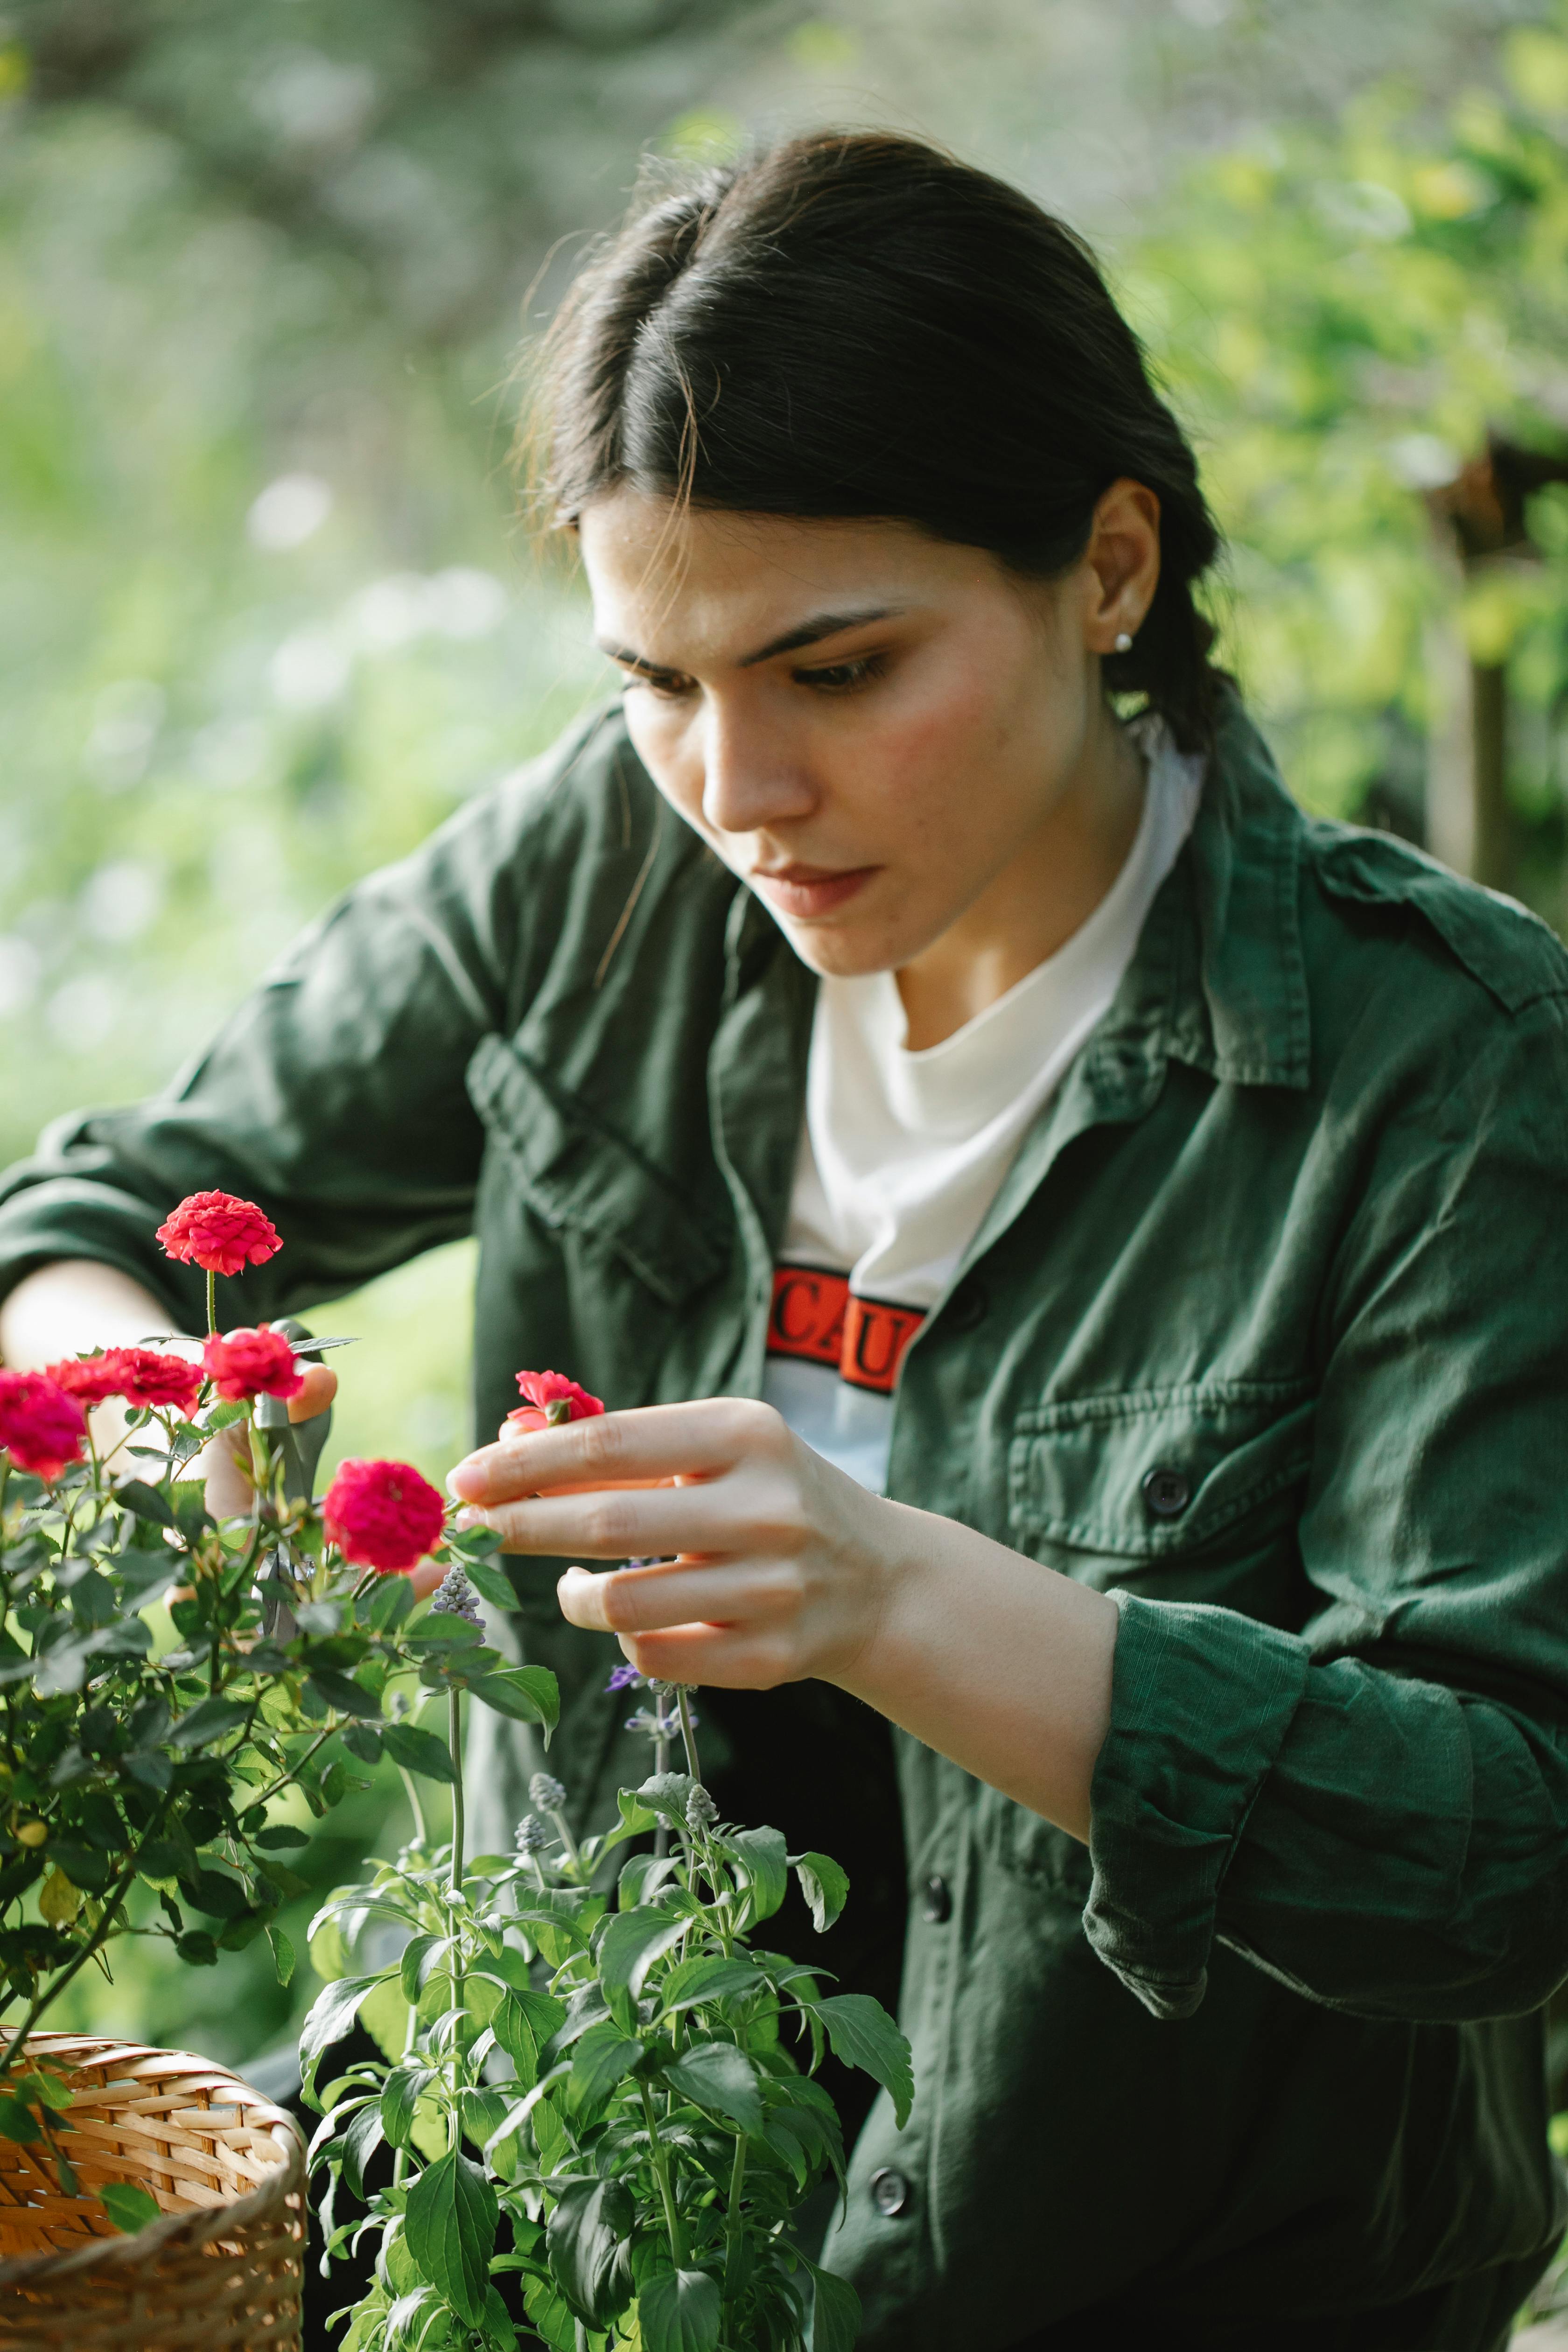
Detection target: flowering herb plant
<box><xmin>307</xmin><ymin>1375</ymin><xmax>911</xmax><ymax>2352</ymax></box>
<box><xmin>0</xmin><ymin>1191</ymin><xmax>555</xmax><ymax>2217</ymax></box>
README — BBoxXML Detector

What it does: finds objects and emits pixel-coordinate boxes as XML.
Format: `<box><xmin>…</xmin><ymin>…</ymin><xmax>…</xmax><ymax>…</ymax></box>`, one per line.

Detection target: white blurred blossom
<box><xmin>80</xmin><ymin>859</ymin><xmax>164</xmax><ymax>945</ymax></box>
<box><xmin>190</xmin><ymin>717</ymin><xmax>270</xmax><ymax>792</ymax></box>
<box><xmin>269</xmin><ymin>632</ymin><xmax>350</xmax><ymax>711</ymax></box>
<box><xmin>348</xmin><ymin>567</ymin><xmax>508</xmax><ymax>653</ymax></box>
<box><xmin>1385</xmin><ymin>434</ymin><xmax>1462</xmax><ymax>491</ymax></box>
<box><xmin>247</xmin><ymin>473</ymin><xmax>334</xmax><ymax>552</ymax></box>
<box><xmin>84</xmin><ymin>680</ymin><xmax>164</xmax><ymax>791</ymax></box>
<box><xmin>46</xmin><ymin>975</ymin><xmax>118</xmax><ymax>1049</ymax></box>
<box><xmin>426</xmin><ymin>567</ymin><xmax>508</xmax><ymax>638</ymax></box>
<box><xmin>0</xmin><ymin>937</ymin><xmax>42</xmax><ymax>1015</ymax></box>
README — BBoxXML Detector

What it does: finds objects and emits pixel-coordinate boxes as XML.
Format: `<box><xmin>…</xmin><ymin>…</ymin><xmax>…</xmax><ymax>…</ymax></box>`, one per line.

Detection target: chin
<box><xmin>776</xmin><ymin>917</ymin><xmax>917</xmax><ymax>980</ymax></box>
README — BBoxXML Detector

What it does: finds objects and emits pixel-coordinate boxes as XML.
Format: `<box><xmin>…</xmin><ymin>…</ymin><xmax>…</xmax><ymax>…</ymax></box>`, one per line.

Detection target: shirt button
<box><xmin>945</xmin><ymin>1278</ymin><xmax>988</xmax><ymax>1335</ymax></box>
<box><xmin>921</xmin><ymin>1874</ymin><xmax>952</xmax><ymax>1924</ymax></box>
<box><xmin>1142</xmin><ymin>1465</ymin><xmax>1192</xmax><ymax>1519</ymax></box>
<box><xmin>869</xmin><ymin>2167</ymin><xmax>912</xmax><ymax>2218</ymax></box>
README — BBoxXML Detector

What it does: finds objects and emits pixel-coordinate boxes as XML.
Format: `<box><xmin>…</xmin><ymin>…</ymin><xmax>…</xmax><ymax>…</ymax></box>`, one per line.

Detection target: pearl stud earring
<box><xmin>1113</xmin><ymin>630</ymin><xmax>1134</xmax><ymax>654</ymax></box>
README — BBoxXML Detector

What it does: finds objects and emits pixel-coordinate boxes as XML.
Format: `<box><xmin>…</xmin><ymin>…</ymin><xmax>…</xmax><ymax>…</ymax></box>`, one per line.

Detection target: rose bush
<box><xmin>0</xmin><ymin>1194</ymin><xmax>557</xmax><ymax>2203</ymax></box>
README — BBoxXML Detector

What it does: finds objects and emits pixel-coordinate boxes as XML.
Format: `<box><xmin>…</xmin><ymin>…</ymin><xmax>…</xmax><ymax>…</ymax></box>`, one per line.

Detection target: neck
<box><xmin>895</xmin><ymin>701</ymin><xmax>1146</xmax><ymax>1051</ymax></box>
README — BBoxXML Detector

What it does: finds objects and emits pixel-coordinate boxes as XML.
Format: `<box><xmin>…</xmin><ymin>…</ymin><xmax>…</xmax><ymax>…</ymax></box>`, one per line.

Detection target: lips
<box><xmin>749</xmin><ymin>863</ymin><xmax>878</xmax><ymax>918</ymax></box>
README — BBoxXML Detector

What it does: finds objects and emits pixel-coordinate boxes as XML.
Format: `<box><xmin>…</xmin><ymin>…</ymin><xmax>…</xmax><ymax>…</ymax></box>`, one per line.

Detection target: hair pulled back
<box><xmin>533</xmin><ymin>131</ymin><xmax>1222</xmax><ymax>750</ymax></box>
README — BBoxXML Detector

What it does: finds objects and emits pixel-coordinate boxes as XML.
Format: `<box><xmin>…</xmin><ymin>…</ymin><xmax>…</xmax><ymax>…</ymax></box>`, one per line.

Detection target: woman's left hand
<box><xmin>446</xmin><ymin>1398</ymin><xmax>897</xmax><ymax>1688</ymax></box>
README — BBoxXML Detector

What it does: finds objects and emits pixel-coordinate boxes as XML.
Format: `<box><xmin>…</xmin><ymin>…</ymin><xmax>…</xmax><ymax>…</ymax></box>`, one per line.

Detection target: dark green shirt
<box><xmin>4</xmin><ymin>694</ymin><xmax>1568</xmax><ymax>2342</ymax></box>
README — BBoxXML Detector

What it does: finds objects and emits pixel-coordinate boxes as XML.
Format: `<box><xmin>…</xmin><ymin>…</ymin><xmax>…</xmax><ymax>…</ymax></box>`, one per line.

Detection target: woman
<box><xmin>4</xmin><ymin>132</ymin><xmax>1568</xmax><ymax>2350</ymax></box>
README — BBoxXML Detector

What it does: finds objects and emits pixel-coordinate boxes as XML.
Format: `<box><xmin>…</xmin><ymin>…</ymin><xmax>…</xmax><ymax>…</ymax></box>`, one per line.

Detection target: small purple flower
<box><xmin>429</xmin><ymin>1564</ymin><xmax>484</xmax><ymax>1626</ymax></box>
<box><xmin>605</xmin><ymin>1663</ymin><xmax>643</xmax><ymax>1693</ymax></box>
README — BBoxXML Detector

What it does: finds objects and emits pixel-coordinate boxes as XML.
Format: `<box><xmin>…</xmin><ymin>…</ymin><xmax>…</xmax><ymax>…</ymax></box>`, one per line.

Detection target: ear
<box><xmin>1081</xmin><ymin>479</ymin><xmax>1162</xmax><ymax>655</ymax></box>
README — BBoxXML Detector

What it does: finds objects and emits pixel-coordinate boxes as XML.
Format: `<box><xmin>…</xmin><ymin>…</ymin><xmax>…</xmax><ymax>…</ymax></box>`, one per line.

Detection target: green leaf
<box><xmin>490</xmin><ymin>1996</ymin><xmax>539</xmax><ymax>2085</ymax></box>
<box><xmin>806</xmin><ymin>2261</ymin><xmax>862</xmax><ymax>2352</ymax></box>
<box><xmin>112</xmin><ymin>1479</ymin><xmax>175</xmax><ymax>1528</ymax></box>
<box><xmin>523</xmin><ymin>2271</ymin><xmax>581</xmax><ymax>2352</ymax></box>
<box><xmin>464</xmin><ymin>1665</ymin><xmax>559</xmax><ymax>1728</ymax></box>
<box><xmin>174</xmin><ymin>1931</ymin><xmax>218</xmax><ymax>1966</ymax></box>
<box><xmin>341</xmin><ymin>2100</ymin><xmax>385</xmax><ymax>2199</ymax></box>
<box><xmin>567</xmin><ymin>2021</ymin><xmax>644</xmax><ymax>2112</ymax></box>
<box><xmin>0</xmin><ymin>2097</ymin><xmax>40</xmax><ymax>2144</ymax></box>
<box><xmin>726</xmin><ymin>1825</ymin><xmax>788</xmax><ymax>1925</ymax></box>
<box><xmin>379</xmin><ymin>1722</ymin><xmax>457</xmax><ymax>1784</ymax></box>
<box><xmin>658</xmin><ymin>1956</ymin><xmax>762</xmax><ymax>2018</ymax></box>
<box><xmin>793</xmin><ymin>1852</ymin><xmax>849</xmax><ymax>1934</ymax></box>
<box><xmin>169</xmin><ymin>1697</ymin><xmax>248</xmax><ymax>1750</ymax></box>
<box><xmin>266</xmin><ymin>1925</ymin><xmax>296</xmax><ymax>1987</ymax></box>
<box><xmin>662</xmin><ymin>2041</ymin><xmax>763</xmax><ymax>2136</ymax></box>
<box><xmin>403</xmin><ymin>2149</ymin><xmax>497</xmax><ymax>2328</ymax></box>
<box><xmin>399</xmin><ymin>1932</ymin><xmax>447</xmax><ymax>2002</ymax></box>
<box><xmin>299</xmin><ymin>1972</ymin><xmax>390</xmax><ymax>2094</ymax></box>
<box><xmin>597</xmin><ymin>1905</ymin><xmax>686</xmax><ymax>2005</ymax></box>
<box><xmin>809</xmin><ymin>1995</ymin><xmax>914</xmax><ymax>2129</ymax></box>
<box><xmin>100</xmin><ymin>2182</ymin><xmax>162</xmax><ymax>2235</ymax></box>
<box><xmin>460</xmin><ymin>1552</ymin><xmax>519</xmax><ymax>1612</ymax></box>
<box><xmin>545</xmin><ymin>2174</ymin><xmax>634</xmax><ymax>2326</ymax></box>
<box><xmin>635</xmin><ymin>1771</ymin><xmax>696</xmax><ymax>1830</ymax></box>
<box><xmin>254</xmin><ymin>1822</ymin><xmax>310</xmax><ymax>1850</ymax></box>
<box><xmin>366</xmin><ymin>1574</ymin><xmax>414</xmax><ymax>1633</ymax></box>
<box><xmin>636</xmin><ymin>2266</ymin><xmax>721</xmax><ymax>2352</ymax></box>
<box><xmin>305</xmin><ymin>1668</ymin><xmax>381</xmax><ymax>1719</ymax></box>
<box><xmin>339</xmin><ymin>1721</ymin><xmax>383</xmax><ymax>1765</ymax></box>
<box><xmin>380</xmin><ymin>2064</ymin><xmax>435</xmax><ymax>2152</ymax></box>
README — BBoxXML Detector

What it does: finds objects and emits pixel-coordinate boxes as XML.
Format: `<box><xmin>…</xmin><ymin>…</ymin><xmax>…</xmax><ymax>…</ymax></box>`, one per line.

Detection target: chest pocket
<box><xmin>985</xmin><ymin>1381</ymin><xmax>1314</xmax><ymax>1900</ymax></box>
<box><xmin>1007</xmin><ymin>1379</ymin><xmax>1314</xmax><ymax>1590</ymax></box>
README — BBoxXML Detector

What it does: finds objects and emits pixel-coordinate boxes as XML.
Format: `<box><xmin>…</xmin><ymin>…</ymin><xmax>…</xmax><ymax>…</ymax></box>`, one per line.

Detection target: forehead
<box><xmin>577</xmin><ymin>488</ymin><xmax>995</xmax><ymax>665</ymax></box>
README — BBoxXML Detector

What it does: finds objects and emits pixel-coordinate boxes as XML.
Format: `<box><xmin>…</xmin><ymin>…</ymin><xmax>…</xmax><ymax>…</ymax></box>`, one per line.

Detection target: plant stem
<box><xmin>205</xmin><ymin>1268</ymin><xmax>216</xmax><ymax>1338</ymax></box>
<box><xmin>640</xmin><ymin>2080</ymin><xmax>687</xmax><ymax>2267</ymax></box>
<box><xmin>395</xmin><ymin>1764</ymin><xmax>428</xmax><ymax>1851</ymax></box>
<box><xmin>448</xmin><ymin>1689</ymin><xmax>464</xmax><ymax>1890</ymax></box>
<box><xmin>0</xmin><ymin>1853</ymin><xmax>140</xmax><ymax>2084</ymax></box>
<box><xmin>248</xmin><ymin>1722</ymin><xmax>336</xmax><ymax>1812</ymax></box>
<box><xmin>676</xmin><ymin>1687</ymin><xmax>701</xmax><ymax>1783</ymax></box>
<box><xmin>724</xmin><ymin>2129</ymin><xmax>748</xmax><ymax>2307</ymax></box>
<box><xmin>447</xmin><ymin>1686</ymin><xmax>466</xmax><ymax>2154</ymax></box>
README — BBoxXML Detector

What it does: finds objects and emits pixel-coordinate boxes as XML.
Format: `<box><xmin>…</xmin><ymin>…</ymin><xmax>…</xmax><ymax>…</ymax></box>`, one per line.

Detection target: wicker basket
<box><xmin>0</xmin><ymin>2033</ymin><xmax>305</xmax><ymax>2349</ymax></box>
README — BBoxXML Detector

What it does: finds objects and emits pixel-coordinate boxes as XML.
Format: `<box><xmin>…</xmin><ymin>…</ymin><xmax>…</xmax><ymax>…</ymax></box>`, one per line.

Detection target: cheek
<box><xmin>621</xmin><ymin>697</ymin><xmax>704</xmax><ymax>820</ymax></box>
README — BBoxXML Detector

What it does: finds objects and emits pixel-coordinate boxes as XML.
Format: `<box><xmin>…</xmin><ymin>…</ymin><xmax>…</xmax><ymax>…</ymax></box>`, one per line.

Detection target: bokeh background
<box><xmin>8</xmin><ymin>0</ymin><xmax>1568</xmax><ymax>2229</ymax></box>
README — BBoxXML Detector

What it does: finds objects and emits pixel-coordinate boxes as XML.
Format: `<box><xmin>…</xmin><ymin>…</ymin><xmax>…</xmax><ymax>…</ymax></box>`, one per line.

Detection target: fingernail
<box><xmin>454</xmin><ymin>1507</ymin><xmax>485</xmax><ymax>1531</ymax></box>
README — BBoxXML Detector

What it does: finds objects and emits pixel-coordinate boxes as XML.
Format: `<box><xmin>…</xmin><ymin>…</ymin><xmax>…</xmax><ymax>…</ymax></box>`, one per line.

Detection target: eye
<box><xmin>620</xmin><ymin>667</ymin><xmax>695</xmax><ymax>701</ymax></box>
<box><xmin>793</xmin><ymin>652</ymin><xmax>888</xmax><ymax>694</ymax></box>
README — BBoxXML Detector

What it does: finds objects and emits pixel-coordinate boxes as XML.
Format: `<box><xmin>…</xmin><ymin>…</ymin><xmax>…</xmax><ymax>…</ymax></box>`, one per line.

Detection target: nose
<box><xmin>700</xmin><ymin>697</ymin><xmax>817</xmax><ymax>839</ymax></box>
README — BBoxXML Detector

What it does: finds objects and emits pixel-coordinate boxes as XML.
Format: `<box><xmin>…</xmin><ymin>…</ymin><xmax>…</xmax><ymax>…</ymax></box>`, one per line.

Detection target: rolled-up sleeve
<box><xmin>1085</xmin><ymin>984</ymin><xmax>1568</xmax><ymax>2026</ymax></box>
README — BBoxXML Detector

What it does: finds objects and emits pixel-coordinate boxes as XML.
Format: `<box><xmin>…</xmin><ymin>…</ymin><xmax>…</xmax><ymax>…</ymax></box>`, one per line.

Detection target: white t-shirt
<box><xmin>762</xmin><ymin>718</ymin><xmax>1205</xmax><ymax>1492</ymax></box>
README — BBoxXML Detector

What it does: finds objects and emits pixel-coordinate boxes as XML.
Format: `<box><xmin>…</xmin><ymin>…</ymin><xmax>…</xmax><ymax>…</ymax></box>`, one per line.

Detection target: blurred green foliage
<box><xmin>1128</xmin><ymin>11</ymin><xmax>1568</xmax><ymax>901</ymax></box>
<box><xmin>8</xmin><ymin>0</ymin><xmax>1568</xmax><ymax>2081</ymax></box>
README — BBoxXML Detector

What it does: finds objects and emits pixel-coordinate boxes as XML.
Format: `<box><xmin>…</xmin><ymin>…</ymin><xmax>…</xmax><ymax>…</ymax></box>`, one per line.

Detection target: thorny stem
<box><xmin>205</xmin><ymin>1267</ymin><xmax>217</xmax><ymax>1339</ymax></box>
<box><xmin>640</xmin><ymin>2080</ymin><xmax>686</xmax><ymax>2267</ymax></box>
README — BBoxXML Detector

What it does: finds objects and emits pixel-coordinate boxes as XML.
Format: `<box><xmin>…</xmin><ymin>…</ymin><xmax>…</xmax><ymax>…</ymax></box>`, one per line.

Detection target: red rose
<box><xmin>506</xmin><ymin>1368</ymin><xmax>605</xmax><ymax>1434</ymax></box>
<box><xmin>322</xmin><ymin>1458</ymin><xmax>447</xmax><ymax>1575</ymax></box>
<box><xmin>105</xmin><ymin>1347</ymin><xmax>204</xmax><ymax>1418</ymax></box>
<box><xmin>156</xmin><ymin>1190</ymin><xmax>283</xmax><ymax>1278</ymax></box>
<box><xmin>202</xmin><ymin>1324</ymin><xmax>304</xmax><ymax>1403</ymax></box>
<box><xmin>46</xmin><ymin>1354</ymin><xmax>125</xmax><ymax>1407</ymax></box>
<box><xmin>0</xmin><ymin>1371</ymin><xmax>86</xmax><ymax>1482</ymax></box>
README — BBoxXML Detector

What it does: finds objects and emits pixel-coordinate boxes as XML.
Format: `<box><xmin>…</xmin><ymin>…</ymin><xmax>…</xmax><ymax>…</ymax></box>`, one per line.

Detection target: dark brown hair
<box><xmin>531</xmin><ymin>130</ymin><xmax>1222</xmax><ymax>749</ymax></box>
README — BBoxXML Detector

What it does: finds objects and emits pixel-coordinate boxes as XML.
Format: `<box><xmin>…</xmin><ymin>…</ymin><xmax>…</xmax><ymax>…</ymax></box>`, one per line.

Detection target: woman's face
<box><xmin>577</xmin><ymin>486</ymin><xmax>1154</xmax><ymax>981</ymax></box>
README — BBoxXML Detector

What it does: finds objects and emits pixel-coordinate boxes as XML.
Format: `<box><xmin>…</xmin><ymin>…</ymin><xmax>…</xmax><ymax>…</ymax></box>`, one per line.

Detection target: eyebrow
<box><xmin>596</xmin><ymin>604</ymin><xmax>902</xmax><ymax>677</ymax></box>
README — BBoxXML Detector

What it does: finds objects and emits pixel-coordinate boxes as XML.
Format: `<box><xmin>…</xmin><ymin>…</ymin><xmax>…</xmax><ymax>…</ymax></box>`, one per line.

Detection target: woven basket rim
<box><xmin>0</xmin><ymin>2031</ymin><xmax>305</xmax><ymax>2291</ymax></box>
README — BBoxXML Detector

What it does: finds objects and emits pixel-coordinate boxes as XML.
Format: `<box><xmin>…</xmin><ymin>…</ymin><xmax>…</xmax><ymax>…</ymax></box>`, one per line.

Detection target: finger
<box><xmin>557</xmin><ymin>1559</ymin><xmax>802</xmax><ymax>1637</ymax></box>
<box><xmin>448</xmin><ymin>1398</ymin><xmax>770</xmax><ymax>1506</ymax></box>
<box><xmin>288</xmin><ymin>1364</ymin><xmax>338</xmax><ymax>1423</ymax></box>
<box><xmin>619</xmin><ymin>1621</ymin><xmax>801</xmax><ymax>1692</ymax></box>
<box><xmin>459</xmin><ymin>1472</ymin><xmax>777</xmax><ymax>1561</ymax></box>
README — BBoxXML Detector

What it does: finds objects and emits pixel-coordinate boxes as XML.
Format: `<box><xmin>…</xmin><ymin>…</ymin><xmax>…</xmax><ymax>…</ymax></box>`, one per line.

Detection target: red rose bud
<box><xmin>0</xmin><ymin>1370</ymin><xmax>86</xmax><ymax>1482</ymax></box>
<box><xmin>105</xmin><ymin>1347</ymin><xmax>204</xmax><ymax>1417</ymax></box>
<box><xmin>45</xmin><ymin>1353</ymin><xmax>126</xmax><ymax>1407</ymax></box>
<box><xmin>322</xmin><ymin>1457</ymin><xmax>447</xmax><ymax>1575</ymax></box>
<box><xmin>202</xmin><ymin>1324</ymin><xmax>305</xmax><ymax>1403</ymax></box>
<box><xmin>156</xmin><ymin>1190</ymin><xmax>283</xmax><ymax>1278</ymax></box>
<box><xmin>507</xmin><ymin>1367</ymin><xmax>605</xmax><ymax>1433</ymax></box>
